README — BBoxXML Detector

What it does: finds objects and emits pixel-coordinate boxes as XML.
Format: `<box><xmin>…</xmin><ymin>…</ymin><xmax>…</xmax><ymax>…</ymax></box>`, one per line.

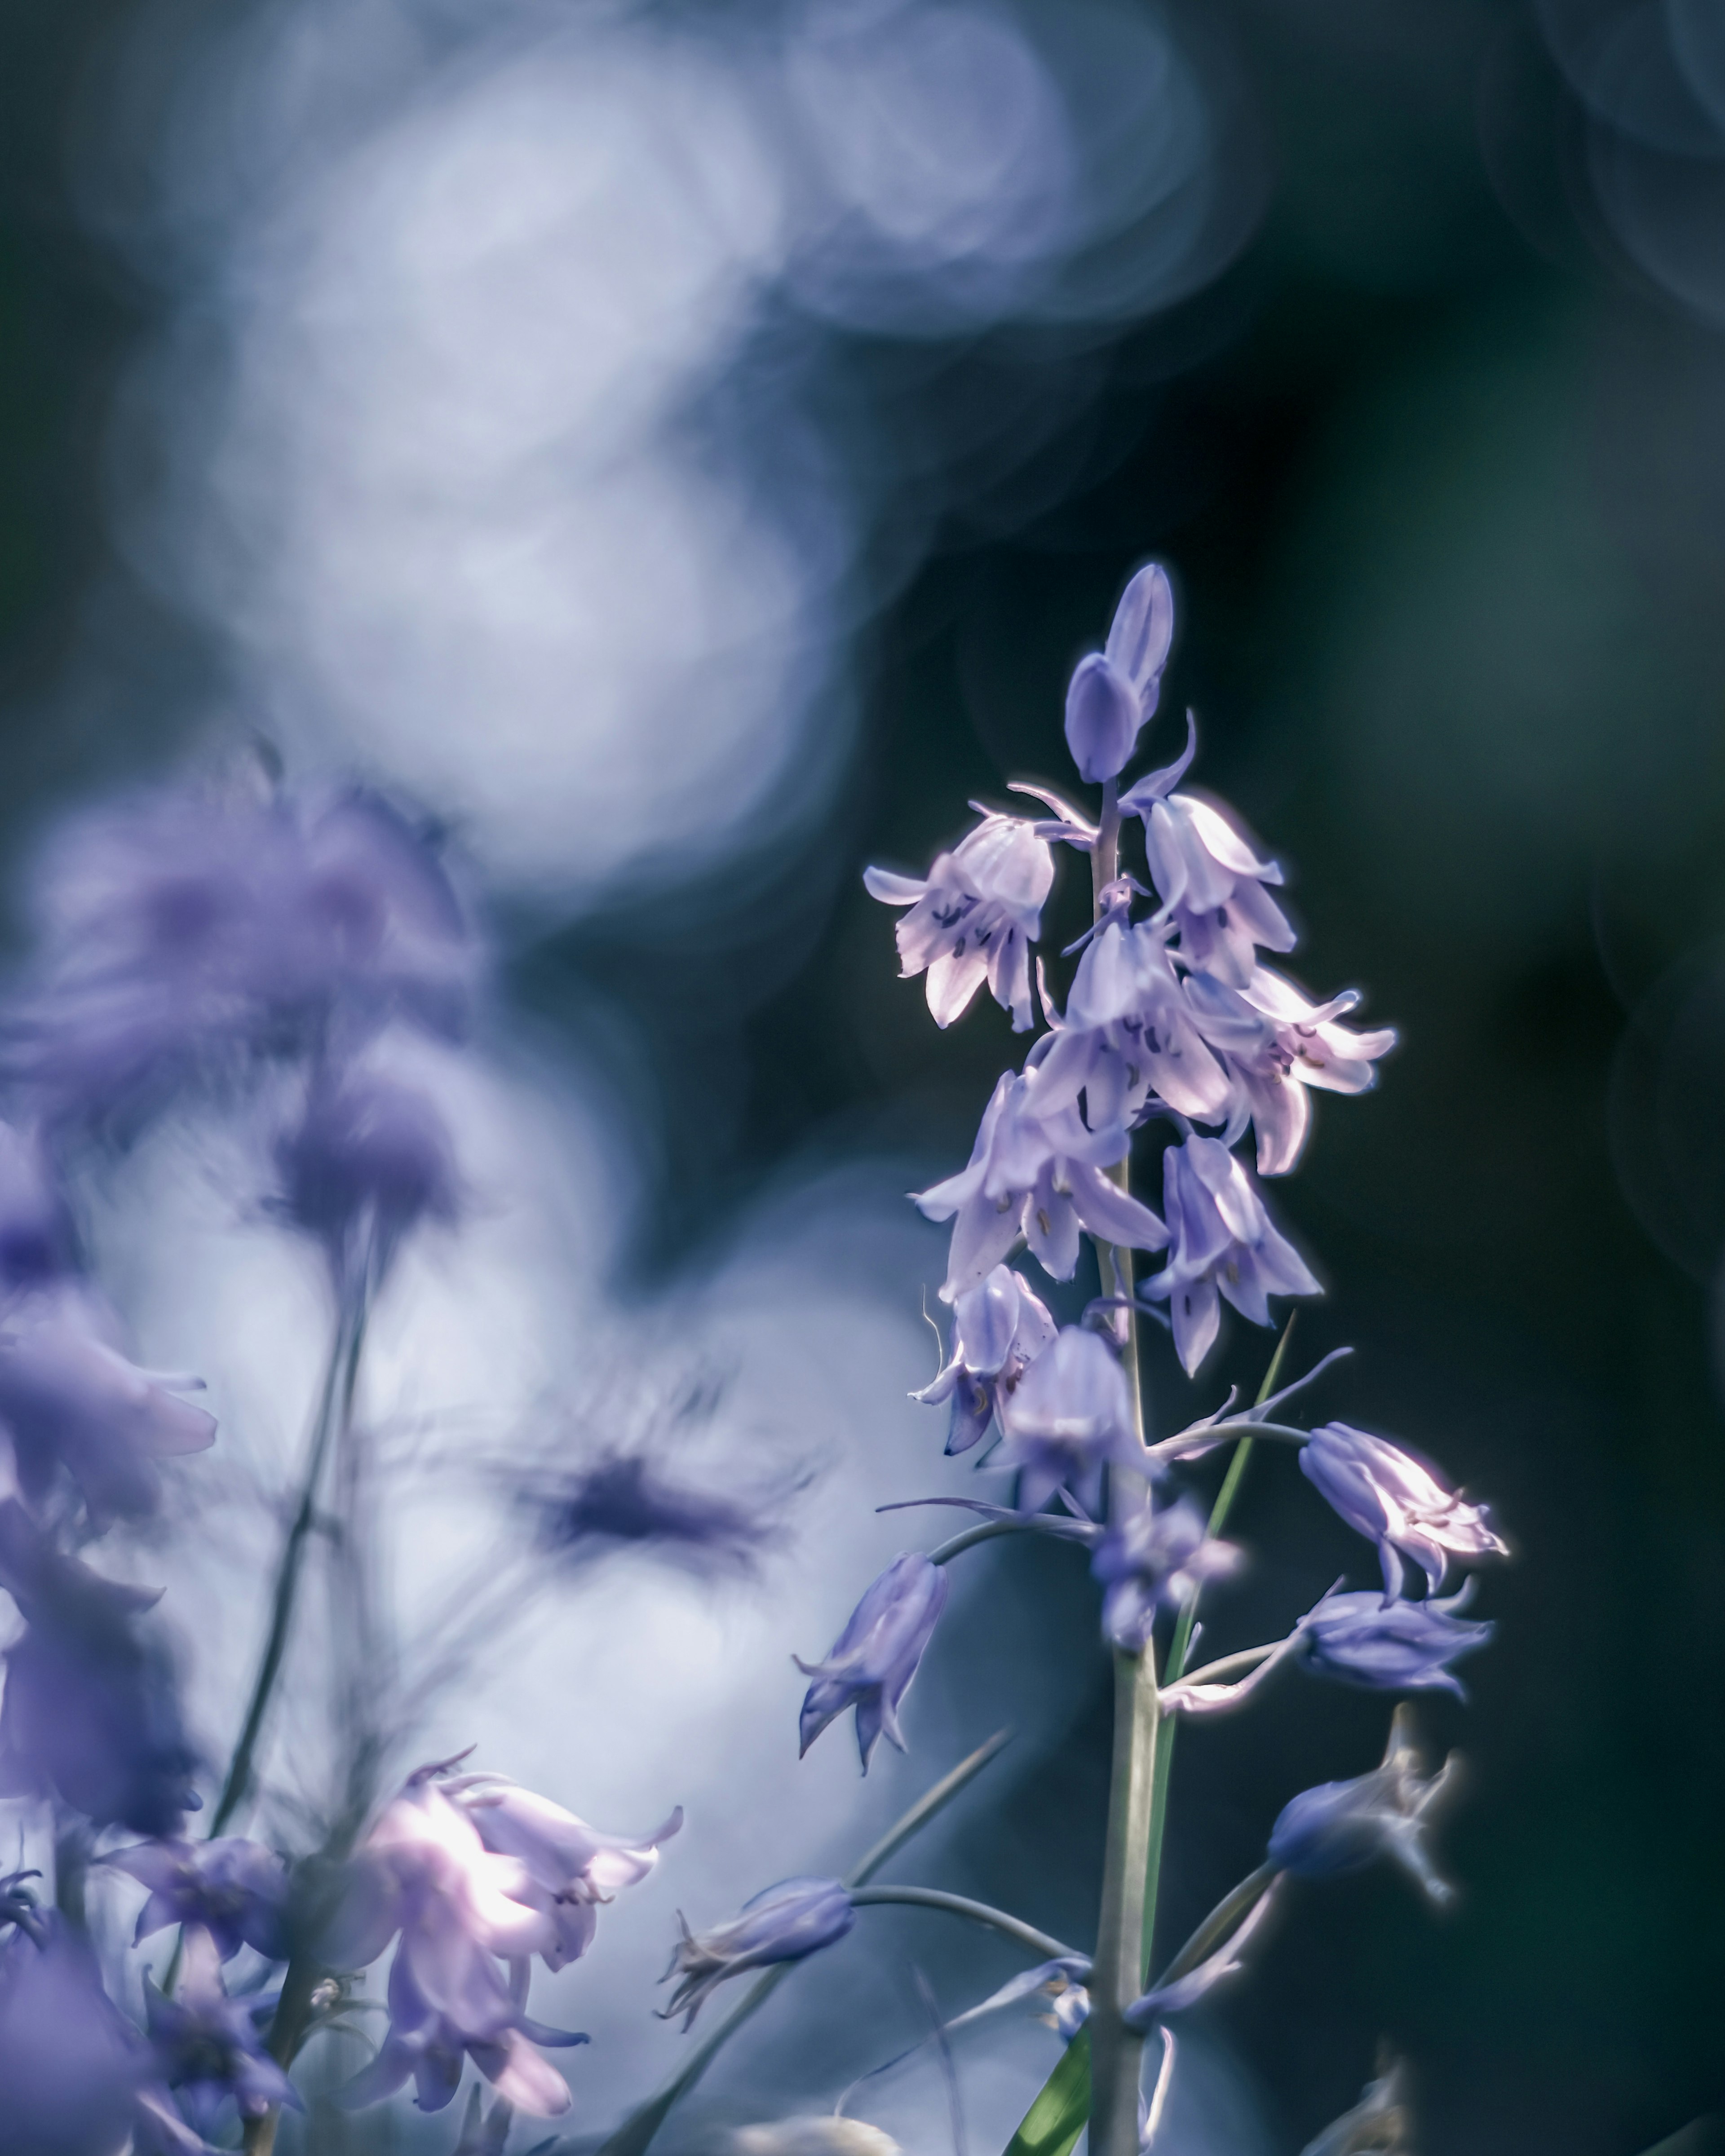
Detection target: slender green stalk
<box><xmin>848</xmin><ymin>1886</ymin><xmax>1080</xmax><ymax>1963</ymax></box>
<box><xmin>1087</xmin><ymin>1644</ymin><xmax>1160</xmax><ymax>2156</ymax></box>
<box><xmin>1142</xmin><ymin>1861</ymin><xmax>1278</xmax><ymax>1996</ymax></box>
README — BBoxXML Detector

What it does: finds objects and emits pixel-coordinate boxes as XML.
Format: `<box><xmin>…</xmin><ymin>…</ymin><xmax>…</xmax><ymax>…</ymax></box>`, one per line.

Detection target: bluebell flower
<box><xmin>1090</xmin><ymin>1495</ymin><xmax>1240</xmax><ymax>1652</ymax></box>
<box><xmin>1035</xmin><ymin>917</ymin><xmax>1232</xmax><ymax>1128</ymax></box>
<box><xmin>1182</xmin><ymin>966</ymin><xmax>1397</xmax><ymax>1176</ymax></box>
<box><xmin>1296</xmin><ymin>2061</ymin><xmax>1412</xmax><ymax>2156</ymax></box>
<box><xmin>445</xmin><ymin>1773</ymin><xmax>681</xmax><ymax>1971</ymax></box>
<box><xmin>1063</xmin><ymin>564</ymin><xmax>1176</xmax><ymax>784</ymax></box>
<box><xmin>529</xmin><ymin>1449</ymin><xmax>789</xmax><ymax>1578</ymax></box>
<box><xmin>913</xmin><ymin>1263</ymin><xmax>1056</xmax><ymax>1455</ymax></box>
<box><xmin>659</xmin><ymin>1878</ymin><xmax>855</xmax><ymax>2030</ymax></box>
<box><xmin>142</xmin><ymin>1926</ymin><xmax>301</xmax><ymax>2142</ymax></box>
<box><xmin>0</xmin><ymin>1284</ymin><xmax>216</xmax><ymax>1525</ymax></box>
<box><xmin>915</xmin><ymin>1070</ymin><xmax>1168</xmax><ymax>1297</ymax></box>
<box><xmin>275</xmin><ymin>1064</ymin><xmax>460</xmax><ymax>1274</ymax></box>
<box><xmin>110</xmin><ymin>1838</ymin><xmax>290</xmax><ymax>1963</ymax></box>
<box><xmin>1267</xmin><ymin>1706</ymin><xmax>1457</xmax><ymax>1904</ymax></box>
<box><xmin>865</xmin><ymin>813</ymin><xmax>1053</xmax><ymax>1031</ymax></box>
<box><xmin>796</xmin><ymin>1552</ymin><xmax>949</xmax><ymax>1770</ymax></box>
<box><xmin>0</xmin><ymin>1912</ymin><xmax>150</xmax><ymax>2156</ymax></box>
<box><xmin>1299</xmin><ymin>1423</ymin><xmax>1508</xmax><ymax>1599</ymax></box>
<box><xmin>995</xmin><ymin>1326</ymin><xmax>1140</xmax><ymax>1515</ymax></box>
<box><xmin>0</xmin><ymin>1507</ymin><xmax>199</xmax><ymax>1835</ymax></box>
<box><xmin>1299</xmin><ymin>1582</ymin><xmax>1494</xmax><ymax>1698</ymax></box>
<box><xmin>1143</xmin><ymin>1135</ymin><xmax>1320</xmax><ymax>1376</ymax></box>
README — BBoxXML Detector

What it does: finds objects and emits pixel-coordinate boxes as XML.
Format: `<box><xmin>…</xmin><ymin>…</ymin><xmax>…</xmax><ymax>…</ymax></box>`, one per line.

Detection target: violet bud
<box><xmin>1267</xmin><ymin>1705</ymin><xmax>1457</xmax><ymax>1904</ymax></box>
<box><xmin>1063</xmin><ymin>566</ymin><xmax>1175</xmax><ymax>784</ymax></box>
<box><xmin>1299</xmin><ymin>1582</ymin><xmax>1493</xmax><ymax>1698</ymax></box>
<box><xmin>1299</xmin><ymin>1423</ymin><xmax>1508</xmax><ymax>1599</ymax></box>
<box><xmin>659</xmin><ymin>1878</ymin><xmax>855</xmax><ymax>2030</ymax></box>
<box><xmin>865</xmin><ymin>813</ymin><xmax>1053</xmax><ymax>1032</ymax></box>
<box><xmin>796</xmin><ymin>1553</ymin><xmax>948</xmax><ymax>1772</ymax></box>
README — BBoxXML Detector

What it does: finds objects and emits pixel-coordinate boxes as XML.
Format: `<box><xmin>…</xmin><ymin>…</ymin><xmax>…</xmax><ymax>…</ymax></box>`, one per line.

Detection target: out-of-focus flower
<box><xmin>0</xmin><ymin>1123</ymin><xmax>73</xmax><ymax>1289</ymax></box>
<box><xmin>110</xmin><ymin>1838</ymin><xmax>290</xmax><ymax>1963</ymax></box>
<box><xmin>0</xmin><ymin>1285</ymin><xmax>215</xmax><ymax>1525</ymax></box>
<box><xmin>1299</xmin><ymin>1424</ymin><xmax>1508</xmax><ymax>1599</ymax></box>
<box><xmin>942</xmin><ymin>1954</ymin><xmax>1093</xmax><ymax>2041</ymax></box>
<box><xmin>1184</xmin><ymin>967</ymin><xmax>1396</xmax><ymax>1177</ymax></box>
<box><xmin>444</xmin><ymin>1775</ymin><xmax>681</xmax><ymax>1971</ymax></box>
<box><xmin>0</xmin><ymin>1913</ymin><xmax>147</xmax><ymax>2156</ymax></box>
<box><xmin>1124</xmin><ymin>1874</ymin><xmax>1283</xmax><ymax>2027</ymax></box>
<box><xmin>1063</xmin><ymin>564</ymin><xmax>1176</xmax><ymax>784</ymax></box>
<box><xmin>915</xmin><ymin>1070</ymin><xmax>1167</xmax><ymax>1297</ymax></box>
<box><xmin>795</xmin><ymin>1553</ymin><xmax>949</xmax><ymax>1771</ymax></box>
<box><xmin>1119</xmin><ymin>756</ymin><xmax>1295</xmax><ymax>990</ymax></box>
<box><xmin>9</xmin><ymin>781</ymin><xmax>473</xmax><ymax>1128</ymax></box>
<box><xmin>0</xmin><ymin>1869</ymin><xmax>47</xmax><ymax>1948</ymax></box>
<box><xmin>0</xmin><ymin>1507</ymin><xmax>198</xmax><ymax>1836</ymax></box>
<box><xmin>1267</xmin><ymin>1706</ymin><xmax>1457</xmax><ymax>1904</ymax></box>
<box><xmin>1035</xmin><ymin>918</ymin><xmax>1232</xmax><ymax>1127</ymax></box>
<box><xmin>331</xmin><ymin>1764</ymin><xmax>583</xmax><ymax>2118</ymax></box>
<box><xmin>275</xmin><ymin>1065</ymin><xmax>460</xmax><ymax>1271</ymax></box>
<box><xmin>1144</xmin><ymin>1135</ymin><xmax>1319</xmax><ymax>1376</ymax></box>
<box><xmin>1297</xmin><ymin>2059</ymin><xmax>1414</xmax><ymax>2156</ymax></box>
<box><xmin>1091</xmin><ymin>1495</ymin><xmax>1239</xmax><ymax>1652</ymax></box>
<box><xmin>730</xmin><ymin>2121</ymin><xmax>902</xmax><ymax>2156</ymax></box>
<box><xmin>142</xmin><ymin>1927</ymin><xmax>300</xmax><ymax>2141</ymax></box>
<box><xmin>1299</xmin><ymin>1584</ymin><xmax>1494</xmax><ymax>1698</ymax></box>
<box><xmin>527</xmin><ymin>1451</ymin><xmax>790</xmax><ymax>1579</ymax></box>
<box><xmin>865</xmin><ymin>813</ymin><xmax>1053</xmax><ymax>1031</ymax></box>
<box><xmin>995</xmin><ymin>1326</ymin><xmax>1140</xmax><ymax>1515</ymax></box>
<box><xmin>659</xmin><ymin>1877</ymin><xmax>854</xmax><ymax>2030</ymax></box>
<box><xmin>913</xmin><ymin>1263</ymin><xmax>1056</xmax><ymax>1455</ymax></box>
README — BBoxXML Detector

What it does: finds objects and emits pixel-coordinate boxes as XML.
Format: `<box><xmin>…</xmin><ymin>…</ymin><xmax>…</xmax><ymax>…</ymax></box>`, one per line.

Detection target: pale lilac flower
<box><xmin>0</xmin><ymin>1913</ymin><xmax>148</xmax><ymax>2156</ymax></box>
<box><xmin>1299</xmin><ymin>1424</ymin><xmax>1508</xmax><ymax>1599</ymax></box>
<box><xmin>913</xmin><ymin>1264</ymin><xmax>1056</xmax><ymax>1455</ymax></box>
<box><xmin>995</xmin><ymin>1326</ymin><xmax>1140</xmax><ymax>1515</ymax></box>
<box><xmin>275</xmin><ymin>1065</ymin><xmax>459</xmax><ymax>1270</ymax></box>
<box><xmin>1035</xmin><ymin>919</ymin><xmax>1232</xmax><ymax>1127</ymax></box>
<box><xmin>864</xmin><ymin>813</ymin><xmax>1053</xmax><ymax>1031</ymax></box>
<box><xmin>1267</xmin><ymin>1706</ymin><xmax>1457</xmax><ymax>1904</ymax></box>
<box><xmin>1297</xmin><ymin>2062</ymin><xmax>1411</xmax><ymax>2156</ymax></box>
<box><xmin>110</xmin><ymin>1838</ymin><xmax>290</xmax><ymax>1963</ymax></box>
<box><xmin>1299</xmin><ymin>1583</ymin><xmax>1494</xmax><ymax>1698</ymax></box>
<box><xmin>0</xmin><ymin>1283</ymin><xmax>215</xmax><ymax>1525</ymax></box>
<box><xmin>1063</xmin><ymin>565</ymin><xmax>1176</xmax><ymax>784</ymax></box>
<box><xmin>1091</xmin><ymin>1496</ymin><xmax>1240</xmax><ymax>1652</ymax></box>
<box><xmin>142</xmin><ymin>1926</ymin><xmax>301</xmax><ymax>2141</ymax></box>
<box><xmin>1123</xmin><ymin>1875</ymin><xmax>1283</xmax><ymax>2027</ymax></box>
<box><xmin>445</xmin><ymin>1775</ymin><xmax>681</xmax><ymax>1971</ymax></box>
<box><xmin>796</xmin><ymin>1553</ymin><xmax>949</xmax><ymax>1770</ymax></box>
<box><xmin>1144</xmin><ymin>1135</ymin><xmax>1320</xmax><ymax>1376</ymax></box>
<box><xmin>1119</xmin><ymin>750</ymin><xmax>1295</xmax><ymax>989</ymax></box>
<box><xmin>915</xmin><ymin>1071</ymin><xmax>1167</xmax><ymax>1298</ymax></box>
<box><xmin>659</xmin><ymin>1878</ymin><xmax>855</xmax><ymax>2030</ymax></box>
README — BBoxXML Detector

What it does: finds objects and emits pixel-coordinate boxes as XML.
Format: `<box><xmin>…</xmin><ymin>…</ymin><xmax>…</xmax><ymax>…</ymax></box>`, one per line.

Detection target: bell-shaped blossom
<box><xmin>864</xmin><ymin>814</ymin><xmax>1053</xmax><ymax>1032</ymax></box>
<box><xmin>1184</xmin><ymin>967</ymin><xmax>1397</xmax><ymax>1176</ymax></box>
<box><xmin>1299</xmin><ymin>1424</ymin><xmax>1508</xmax><ymax>1599</ymax></box>
<box><xmin>913</xmin><ymin>1264</ymin><xmax>1056</xmax><ymax>1455</ymax></box>
<box><xmin>994</xmin><ymin>1326</ymin><xmax>1140</xmax><ymax>1515</ymax></box>
<box><xmin>444</xmin><ymin>1775</ymin><xmax>681</xmax><ymax>1971</ymax></box>
<box><xmin>527</xmin><ymin>1450</ymin><xmax>791</xmax><ymax>1579</ymax></box>
<box><xmin>1144</xmin><ymin>1136</ymin><xmax>1320</xmax><ymax>1376</ymax></box>
<box><xmin>0</xmin><ymin>1507</ymin><xmax>198</xmax><ymax>1836</ymax></box>
<box><xmin>659</xmin><ymin>1877</ymin><xmax>854</xmax><ymax>2030</ymax></box>
<box><xmin>915</xmin><ymin>1071</ymin><xmax>1167</xmax><ymax>1299</ymax></box>
<box><xmin>1120</xmin><ymin>747</ymin><xmax>1295</xmax><ymax>989</ymax></box>
<box><xmin>0</xmin><ymin>1913</ymin><xmax>149</xmax><ymax>2156</ymax></box>
<box><xmin>0</xmin><ymin>1284</ymin><xmax>215</xmax><ymax>1525</ymax></box>
<box><xmin>1299</xmin><ymin>1583</ymin><xmax>1494</xmax><ymax>1698</ymax></box>
<box><xmin>1091</xmin><ymin>1496</ymin><xmax>1240</xmax><ymax>1652</ymax></box>
<box><xmin>796</xmin><ymin>1553</ymin><xmax>949</xmax><ymax>1771</ymax></box>
<box><xmin>110</xmin><ymin>1838</ymin><xmax>290</xmax><ymax>1963</ymax></box>
<box><xmin>1035</xmin><ymin>919</ymin><xmax>1231</xmax><ymax>1128</ymax></box>
<box><xmin>275</xmin><ymin>1064</ymin><xmax>460</xmax><ymax>1273</ymax></box>
<box><xmin>142</xmin><ymin>1926</ymin><xmax>301</xmax><ymax>2141</ymax></box>
<box><xmin>1267</xmin><ymin>1706</ymin><xmax>1457</xmax><ymax>1904</ymax></box>
<box><xmin>1063</xmin><ymin>564</ymin><xmax>1175</xmax><ymax>783</ymax></box>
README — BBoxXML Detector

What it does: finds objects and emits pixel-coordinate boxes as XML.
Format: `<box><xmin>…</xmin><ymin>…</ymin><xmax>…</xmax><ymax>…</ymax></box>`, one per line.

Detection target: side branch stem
<box><xmin>848</xmin><ymin>1886</ymin><xmax>1080</xmax><ymax>1963</ymax></box>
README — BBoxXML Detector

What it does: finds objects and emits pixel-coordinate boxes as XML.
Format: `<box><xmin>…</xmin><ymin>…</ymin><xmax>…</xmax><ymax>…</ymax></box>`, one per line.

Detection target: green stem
<box><xmin>849</xmin><ymin>1886</ymin><xmax>1081</xmax><ymax>1963</ymax></box>
<box><xmin>1088</xmin><ymin>1643</ymin><xmax>1160</xmax><ymax>2156</ymax></box>
<box><xmin>1142</xmin><ymin>1861</ymin><xmax>1278</xmax><ymax>1997</ymax></box>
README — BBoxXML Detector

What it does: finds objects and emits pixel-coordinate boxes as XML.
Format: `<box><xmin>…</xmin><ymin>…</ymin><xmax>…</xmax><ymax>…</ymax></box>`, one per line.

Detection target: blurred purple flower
<box><xmin>275</xmin><ymin>1064</ymin><xmax>460</xmax><ymax>1272</ymax></box>
<box><xmin>865</xmin><ymin>813</ymin><xmax>1053</xmax><ymax>1032</ymax></box>
<box><xmin>913</xmin><ymin>1263</ymin><xmax>1056</xmax><ymax>1455</ymax></box>
<box><xmin>995</xmin><ymin>1326</ymin><xmax>1139</xmax><ymax>1515</ymax></box>
<box><xmin>1144</xmin><ymin>1135</ymin><xmax>1320</xmax><ymax>1376</ymax></box>
<box><xmin>1035</xmin><ymin>918</ymin><xmax>1232</xmax><ymax>1127</ymax></box>
<box><xmin>1267</xmin><ymin>1706</ymin><xmax>1456</xmax><ymax>1904</ymax></box>
<box><xmin>0</xmin><ymin>1913</ymin><xmax>148</xmax><ymax>2156</ymax></box>
<box><xmin>1119</xmin><ymin>757</ymin><xmax>1295</xmax><ymax>990</ymax></box>
<box><xmin>0</xmin><ymin>1284</ymin><xmax>215</xmax><ymax>1525</ymax></box>
<box><xmin>0</xmin><ymin>1506</ymin><xmax>199</xmax><ymax>1835</ymax></box>
<box><xmin>659</xmin><ymin>1877</ymin><xmax>855</xmax><ymax>2031</ymax></box>
<box><xmin>1091</xmin><ymin>1496</ymin><xmax>1240</xmax><ymax>1652</ymax></box>
<box><xmin>1063</xmin><ymin>565</ymin><xmax>1175</xmax><ymax>784</ymax></box>
<box><xmin>795</xmin><ymin>1552</ymin><xmax>949</xmax><ymax>1772</ymax></box>
<box><xmin>1299</xmin><ymin>1583</ymin><xmax>1494</xmax><ymax>1698</ymax></box>
<box><xmin>915</xmin><ymin>1070</ymin><xmax>1167</xmax><ymax>1297</ymax></box>
<box><xmin>110</xmin><ymin>1838</ymin><xmax>290</xmax><ymax>1963</ymax></box>
<box><xmin>528</xmin><ymin>1450</ymin><xmax>792</xmax><ymax>1579</ymax></box>
<box><xmin>0</xmin><ymin>1122</ymin><xmax>74</xmax><ymax>1289</ymax></box>
<box><xmin>445</xmin><ymin>1774</ymin><xmax>681</xmax><ymax>1971</ymax></box>
<box><xmin>142</xmin><ymin>1926</ymin><xmax>300</xmax><ymax>2141</ymax></box>
<box><xmin>1299</xmin><ymin>1424</ymin><xmax>1508</xmax><ymax>1599</ymax></box>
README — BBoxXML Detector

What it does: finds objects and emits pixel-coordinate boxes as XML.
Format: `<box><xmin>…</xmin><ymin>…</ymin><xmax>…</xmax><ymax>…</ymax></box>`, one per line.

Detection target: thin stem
<box><xmin>1143</xmin><ymin>1862</ymin><xmax>1278</xmax><ymax>1998</ymax></box>
<box><xmin>929</xmin><ymin>1520</ymin><xmax>1031</xmax><ymax>1565</ymax></box>
<box><xmin>849</xmin><ymin>1886</ymin><xmax>1081</xmax><ymax>1964</ymax></box>
<box><xmin>1173</xmin><ymin>1641</ymin><xmax>1283</xmax><ymax>1688</ymax></box>
<box><xmin>1088</xmin><ymin>1645</ymin><xmax>1160</xmax><ymax>2156</ymax></box>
